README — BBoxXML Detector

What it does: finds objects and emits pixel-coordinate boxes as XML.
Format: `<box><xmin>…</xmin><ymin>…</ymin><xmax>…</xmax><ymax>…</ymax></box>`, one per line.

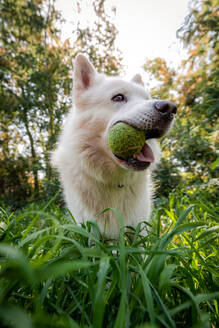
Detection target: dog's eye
<box><xmin>112</xmin><ymin>94</ymin><xmax>127</xmax><ymax>102</ymax></box>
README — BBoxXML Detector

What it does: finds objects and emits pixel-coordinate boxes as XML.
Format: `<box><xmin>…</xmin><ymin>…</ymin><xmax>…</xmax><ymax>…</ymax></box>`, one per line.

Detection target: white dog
<box><xmin>52</xmin><ymin>54</ymin><xmax>177</xmax><ymax>238</ymax></box>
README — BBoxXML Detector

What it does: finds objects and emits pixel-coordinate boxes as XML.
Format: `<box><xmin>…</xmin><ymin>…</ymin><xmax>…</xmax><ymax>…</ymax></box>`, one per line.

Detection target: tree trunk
<box><xmin>23</xmin><ymin>113</ymin><xmax>39</xmax><ymax>197</ymax></box>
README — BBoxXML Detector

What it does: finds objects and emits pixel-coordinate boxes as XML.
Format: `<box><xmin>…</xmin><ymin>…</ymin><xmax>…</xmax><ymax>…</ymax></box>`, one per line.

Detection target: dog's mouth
<box><xmin>110</xmin><ymin>100</ymin><xmax>177</xmax><ymax>171</ymax></box>
<box><xmin>113</xmin><ymin>142</ymin><xmax>154</xmax><ymax>171</ymax></box>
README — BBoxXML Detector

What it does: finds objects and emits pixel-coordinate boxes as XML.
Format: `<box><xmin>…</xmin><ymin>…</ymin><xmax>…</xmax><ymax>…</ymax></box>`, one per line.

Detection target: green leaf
<box><xmin>93</xmin><ymin>256</ymin><xmax>110</xmax><ymax>328</ymax></box>
<box><xmin>138</xmin><ymin>266</ymin><xmax>156</xmax><ymax>324</ymax></box>
<box><xmin>210</xmin><ymin>157</ymin><xmax>219</xmax><ymax>170</ymax></box>
<box><xmin>0</xmin><ymin>243</ymin><xmax>34</xmax><ymax>283</ymax></box>
<box><xmin>150</xmin><ymin>283</ymin><xmax>175</xmax><ymax>328</ymax></box>
<box><xmin>0</xmin><ymin>305</ymin><xmax>33</xmax><ymax>328</ymax></box>
<box><xmin>159</xmin><ymin>264</ymin><xmax>176</xmax><ymax>291</ymax></box>
<box><xmin>36</xmin><ymin>261</ymin><xmax>95</xmax><ymax>282</ymax></box>
<box><xmin>113</xmin><ymin>295</ymin><xmax>126</xmax><ymax>328</ymax></box>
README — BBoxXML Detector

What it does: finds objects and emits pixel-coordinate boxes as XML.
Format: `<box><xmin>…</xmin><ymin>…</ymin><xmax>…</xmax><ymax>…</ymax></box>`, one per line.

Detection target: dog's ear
<box><xmin>131</xmin><ymin>74</ymin><xmax>144</xmax><ymax>87</ymax></box>
<box><xmin>74</xmin><ymin>54</ymin><xmax>96</xmax><ymax>91</ymax></box>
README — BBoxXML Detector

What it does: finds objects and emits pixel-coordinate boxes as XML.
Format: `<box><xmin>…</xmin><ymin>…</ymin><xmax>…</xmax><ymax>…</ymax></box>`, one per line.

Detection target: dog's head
<box><xmin>73</xmin><ymin>54</ymin><xmax>177</xmax><ymax>173</ymax></box>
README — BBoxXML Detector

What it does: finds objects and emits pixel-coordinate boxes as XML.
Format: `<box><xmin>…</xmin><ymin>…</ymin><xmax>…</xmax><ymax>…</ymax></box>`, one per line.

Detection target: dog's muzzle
<box><xmin>110</xmin><ymin>100</ymin><xmax>177</xmax><ymax>171</ymax></box>
<box><xmin>121</xmin><ymin>100</ymin><xmax>177</xmax><ymax>139</ymax></box>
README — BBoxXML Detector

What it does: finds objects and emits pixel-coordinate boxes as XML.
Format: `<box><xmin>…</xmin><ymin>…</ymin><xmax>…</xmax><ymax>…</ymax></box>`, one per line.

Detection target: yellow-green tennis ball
<box><xmin>108</xmin><ymin>122</ymin><xmax>145</xmax><ymax>159</ymax></box>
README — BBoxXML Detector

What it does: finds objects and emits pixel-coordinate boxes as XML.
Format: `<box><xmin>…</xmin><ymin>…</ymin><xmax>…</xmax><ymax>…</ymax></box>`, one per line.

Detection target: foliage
<box><xmin>0</xmin><ymin>0</ymin><xmax>218</xmax><ymax>326</ymax></box>
<box><xmin>0</xmin><ymin>192</ymin><xmax>218</xmax><ymax>327</ymax></box>
<box><xmin>0</xmin><ymin>0</ymin><xmax>74</xmax><ymax>204</ymax></box>
<box><xmin>74</xmin><ymin>0</ymin><xmax>123</xmax><ymax>75</ymax></box>
<box><xmin>0</xmin><ymin>0</ymin><xmax>123</xmax><ymax>206</ymax></box>
<box><xmin>1</xmin><ymin>0</ymin><xmax>218</xmax><ymax>205</ymax></box>
<box><xmin>144</xmin><ymin>0</ymin><xmax>218</xmax><ymax>197</ymax></box>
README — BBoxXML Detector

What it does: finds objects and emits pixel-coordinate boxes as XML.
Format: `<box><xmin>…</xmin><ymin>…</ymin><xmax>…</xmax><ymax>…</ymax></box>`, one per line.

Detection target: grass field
<box><xmin>0</xmin><ymin>190</ymin><xmax>218</xmax><ymax>327</ymax></box>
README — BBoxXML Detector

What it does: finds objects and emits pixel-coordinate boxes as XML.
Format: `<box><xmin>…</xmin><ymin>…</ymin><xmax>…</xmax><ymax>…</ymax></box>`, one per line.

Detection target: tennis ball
<box><xmin>108</xmin><ymin>122</ymin><xmax>145</xmax><ymax>159</ymax></box>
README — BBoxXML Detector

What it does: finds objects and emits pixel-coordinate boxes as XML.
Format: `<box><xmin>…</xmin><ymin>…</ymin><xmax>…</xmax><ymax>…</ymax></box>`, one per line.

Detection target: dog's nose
<box><xmin>154</xmin><ymin>101</ymin><xmax>177</xmax><ymax>117</ymax></box>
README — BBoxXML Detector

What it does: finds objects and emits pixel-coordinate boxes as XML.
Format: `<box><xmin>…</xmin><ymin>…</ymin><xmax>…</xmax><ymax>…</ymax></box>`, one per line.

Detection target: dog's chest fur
<box><xmin>63</xmin><ymin>161</ymin><xmax>152</xmax><ymax>238</ymax></box>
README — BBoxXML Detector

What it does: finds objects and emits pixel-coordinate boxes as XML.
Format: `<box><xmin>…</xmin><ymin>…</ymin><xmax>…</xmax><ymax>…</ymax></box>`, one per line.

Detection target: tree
<box><xmin>0</xmin><ymin>0</ymin><xmax>74</xmax><ymax>203</ymax></box>
<box><xmin>74</xmin><ymin>0</ymin><xmax>123</xmax><ymax>75</ymax></box>
<box><xmin>0</xmin><ymin>0</ymin><xmax>123</xmax><ymax>205</ymax></box>
<box><xmin>144</xmin><ymin>0</ymin><xmax>218</xmax><ymax>198</ymax></box>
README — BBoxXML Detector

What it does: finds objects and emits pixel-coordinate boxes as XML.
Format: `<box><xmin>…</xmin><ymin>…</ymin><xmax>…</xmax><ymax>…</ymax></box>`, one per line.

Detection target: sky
<box><xmin>56</xmin><ymin>0</ymin><xmax>190</xmax><ymax>80</ymax></box>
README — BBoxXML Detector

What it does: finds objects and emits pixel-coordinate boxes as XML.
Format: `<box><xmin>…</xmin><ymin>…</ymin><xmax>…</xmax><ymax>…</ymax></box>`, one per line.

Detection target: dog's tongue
<box><xmin>136</xmin><ymin>143</ymin><xmax>154</xmax><ymax>163</ymax></box>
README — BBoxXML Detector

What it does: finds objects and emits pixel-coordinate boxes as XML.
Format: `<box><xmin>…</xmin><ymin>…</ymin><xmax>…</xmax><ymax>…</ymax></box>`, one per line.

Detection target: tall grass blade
<box><xmin>114</xmin><ymin>295</ymin><xmax>126</xmax><ymax>328</ymax></box>
<box><xmin>93</xmin><ymin>256</ymin><xmax>110</xmax><ymax>328</ymax></box>
<box><xmin>150</xmin><ymin>283</ymin><xmax>175</xmax><ymax>328</ymax></box>
<box><xmin>138</xmin><ymin>265</ymin><xmax>156</xmax><ymax>324</ymax></box>
<box><xmin>36</xmin><ymin>261</ymin><xmax>95</xmax><ymax>282</ymax></box>
<box><xmin>0</xmin><ymin>305</ymin><xmax>33</xmax><ymax>328</ymax></box>
<box><xmin>0</xmin><ymin>243</ymin><xmax>34</xmax><ymax>282</ymax></box>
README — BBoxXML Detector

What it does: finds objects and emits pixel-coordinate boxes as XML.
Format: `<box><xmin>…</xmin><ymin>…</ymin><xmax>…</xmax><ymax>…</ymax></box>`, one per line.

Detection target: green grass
<box><xmin>0</xmin><ymin>191</ymin><xmax>218</xmax><ymax>327</ymax></box>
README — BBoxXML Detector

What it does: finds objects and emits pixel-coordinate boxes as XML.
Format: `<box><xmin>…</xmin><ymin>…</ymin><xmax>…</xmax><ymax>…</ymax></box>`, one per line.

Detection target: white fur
<box><xmin>52</xmin><ymin>54</ymin><xmax>163</xmax><ymax>239</ymax></box>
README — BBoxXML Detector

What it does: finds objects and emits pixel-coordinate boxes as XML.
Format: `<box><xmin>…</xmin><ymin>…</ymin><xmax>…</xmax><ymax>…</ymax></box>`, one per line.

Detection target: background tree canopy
<box><xmin>0</xmin><ymin>0</ymin><xmax>218</xmax><ymax>207</ymax></box>
<box><xmin>144</xmin><ymin>0</ymin><xmax>218</xmax><ymax>201</ymax></box>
